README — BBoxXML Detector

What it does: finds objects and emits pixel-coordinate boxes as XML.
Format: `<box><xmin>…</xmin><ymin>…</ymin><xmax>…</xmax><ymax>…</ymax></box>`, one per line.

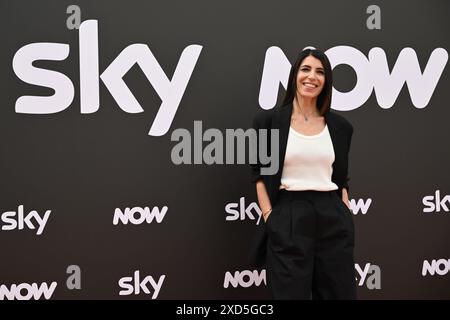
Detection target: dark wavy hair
<box><xmin>281</xmin><ymin>48</ymin><xmax>333</xmax><ymax>115</ymax></box>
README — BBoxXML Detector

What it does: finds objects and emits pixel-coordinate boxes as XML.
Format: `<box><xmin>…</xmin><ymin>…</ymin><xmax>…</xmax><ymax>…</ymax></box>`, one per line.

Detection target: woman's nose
<box><xmin>307</xmin><ymin>73</ymin><xmax>317</xmax><ymax>81</ymax></box>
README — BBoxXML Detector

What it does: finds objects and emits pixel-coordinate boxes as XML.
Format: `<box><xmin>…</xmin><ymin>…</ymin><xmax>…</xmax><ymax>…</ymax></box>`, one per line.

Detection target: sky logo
<box><xmin>118</xmin><ymin>270</ymin><xmax>165</xmax><ymax>299</ymax></box>
<box><xmin>422</xmin><ymin>190</ymin><xmax>450</xmax><ymax>213</ymax></box>
<box><xmin>1</xmin><ymin>205</ymin><xmax>51</xmax><ymax>235</ymax></box>
<box><xmin>225</xmin><ymin>197</ymin><xmax>262</xmax><ymax>225</ymax></box>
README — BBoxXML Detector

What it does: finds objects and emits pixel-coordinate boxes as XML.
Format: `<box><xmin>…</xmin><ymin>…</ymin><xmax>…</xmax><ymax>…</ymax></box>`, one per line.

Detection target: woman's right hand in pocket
<box><xmin>262</xmin><ymin>208</ymin><xmax>272</xmax><ymax>222</ymax></box>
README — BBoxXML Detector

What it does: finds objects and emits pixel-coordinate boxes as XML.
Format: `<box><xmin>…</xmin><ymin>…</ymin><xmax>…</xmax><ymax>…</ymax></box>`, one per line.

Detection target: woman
<box><xmin>250</xmin><ymin>48</ymin><xmax>356</xmax><ymax>299</ymax></box>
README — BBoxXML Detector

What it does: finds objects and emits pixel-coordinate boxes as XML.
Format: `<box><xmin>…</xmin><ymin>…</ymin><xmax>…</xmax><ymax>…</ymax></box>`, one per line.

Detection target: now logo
<box><xmin>225</xmin><ymin>197</ymin><xmax>262</xmax><ymax>225</ymax></box>
<box><xmin>259</xmin><ymin>46</ymin><xmax>448</xmax><ymax>110</ymax></box>
<box><xmin>113</xmin><ymin>206</ymin><xmax>168</xmax><ymax>225</ymax></box>
<box><xmin>422</xmin><ymin>190</ymin><xmax>450</xmax><ymax>213</ymax></box>
<box><xmin>349</xmin><ymin>198</ymin><xmax>372</xmax><ymax>215</ymax></box>
<box><xmin>355</xmin><ymin>263</ymin><xmax>381</xmax><ymax>290</ymax></box>
<box><xmin>12</xmin><ymin>19</ymin><xmax>202</xmax><ymax>136</ymax></box>
<box><xmin>0</xmin><ymin>281</ymin><xmax>57</xmax><ymax>300</ymax></box>
<box><xmin>223</xmin><ymin>269</ymin><xmax>266</xmax><ymax>288</ymax></box>
<box><xmin>422</xmin><ymin>259</ymin><xmax>450</xmax><ymax>276</ymax></box>
<box><xmin>118</xmin><ymin>270</ymin><xmax>165</xmax><ymax>299</ymax></box>
<box><xmin>1</xmin><ymin>205</ymin><xmax>51</xmax><ymax>235</ymax></box>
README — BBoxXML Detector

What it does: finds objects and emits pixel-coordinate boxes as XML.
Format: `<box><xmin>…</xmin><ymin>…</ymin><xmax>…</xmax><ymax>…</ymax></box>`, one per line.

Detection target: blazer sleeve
<box><xmin>250</xmin><ymin>110</ymin><xmax>271</xmax><ymax>184</ymax></box>
<box><xmin>342</xmin><ymin>122</ymin><xmax>354</xmax><ymax>193</ymax></box>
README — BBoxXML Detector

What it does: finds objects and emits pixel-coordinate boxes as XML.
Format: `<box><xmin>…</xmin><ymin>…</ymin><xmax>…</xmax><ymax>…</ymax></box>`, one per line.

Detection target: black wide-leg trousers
<box><xmin>265</xmin><ymin>190</ymin><xmax>356</xmax><ymax>300</ymax></box>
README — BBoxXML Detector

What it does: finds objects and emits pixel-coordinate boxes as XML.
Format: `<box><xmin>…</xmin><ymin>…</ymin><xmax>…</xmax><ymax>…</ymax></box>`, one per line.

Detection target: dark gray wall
<box><xmin>0</xmin><ymin>0</ymin><xmax>449</xmax><ymax>299</ymax></box>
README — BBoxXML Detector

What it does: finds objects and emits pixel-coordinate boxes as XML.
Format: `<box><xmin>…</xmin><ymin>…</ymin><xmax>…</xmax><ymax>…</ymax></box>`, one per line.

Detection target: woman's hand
<box><xmin>342</xmin><ymin>188</ymin><xmax>351</xmax><ymax>210</ymax></box>
<box><xmin>262</xmin><ymin>208</ymin><xmax>272</xmax><ymax>222</ymax></box>
<box><xmin>256</xmin><ymin>180</ymin><xmax>273</xmax><ymax>222</ymax></box>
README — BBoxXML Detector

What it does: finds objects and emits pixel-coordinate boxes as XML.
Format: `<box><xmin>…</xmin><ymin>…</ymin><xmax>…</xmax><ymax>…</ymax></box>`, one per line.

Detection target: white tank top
<box><xmin>280</xmin><ymin>124</ymin><xmax>338</xmax><ymax>191</ymax></box>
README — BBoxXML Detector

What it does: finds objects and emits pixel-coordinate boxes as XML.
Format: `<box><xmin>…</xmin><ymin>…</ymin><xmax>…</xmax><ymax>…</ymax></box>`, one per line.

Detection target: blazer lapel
<box><xmin>324</xmin><ymin>111</ymin><xmax>338</xmax><ymax>158</ymax></box>
<box><xmin>325</xmin><ymin>111</ymin><xmax>346</xmax><ymax>188</ymax></box>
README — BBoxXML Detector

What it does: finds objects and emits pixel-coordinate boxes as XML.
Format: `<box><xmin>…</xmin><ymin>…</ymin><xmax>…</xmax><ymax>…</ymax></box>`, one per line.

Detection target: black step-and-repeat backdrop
<box><xmin>1</xmin><ymin>0</ymin><xmax>449</xmax><ymax>299</ymax></box>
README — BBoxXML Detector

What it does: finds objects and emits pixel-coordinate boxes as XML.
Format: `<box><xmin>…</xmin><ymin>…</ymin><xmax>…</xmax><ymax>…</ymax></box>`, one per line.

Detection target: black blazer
<box><xmin>248</xmin><ymin>103</ymin><xmax>354</xmax><ymax>267</ymax></box>
<box><xmin>251</xmin><ymin>102</ymin><xmax>354</xmax><ymax>203</ymax></box>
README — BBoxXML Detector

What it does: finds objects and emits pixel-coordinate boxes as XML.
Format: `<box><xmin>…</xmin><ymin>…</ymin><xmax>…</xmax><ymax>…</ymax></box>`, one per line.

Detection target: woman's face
<box><xmin>296</xmin><ymin>55</ymin><xmax>325</xmax><ymax>99</ymax></box>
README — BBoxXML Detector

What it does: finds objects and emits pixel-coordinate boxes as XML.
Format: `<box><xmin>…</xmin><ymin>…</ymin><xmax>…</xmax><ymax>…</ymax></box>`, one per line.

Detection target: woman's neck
<box><xmin>294</xmin><ymin>95</ymin><xmax>319</xmax><ymax>118</ymax></box>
